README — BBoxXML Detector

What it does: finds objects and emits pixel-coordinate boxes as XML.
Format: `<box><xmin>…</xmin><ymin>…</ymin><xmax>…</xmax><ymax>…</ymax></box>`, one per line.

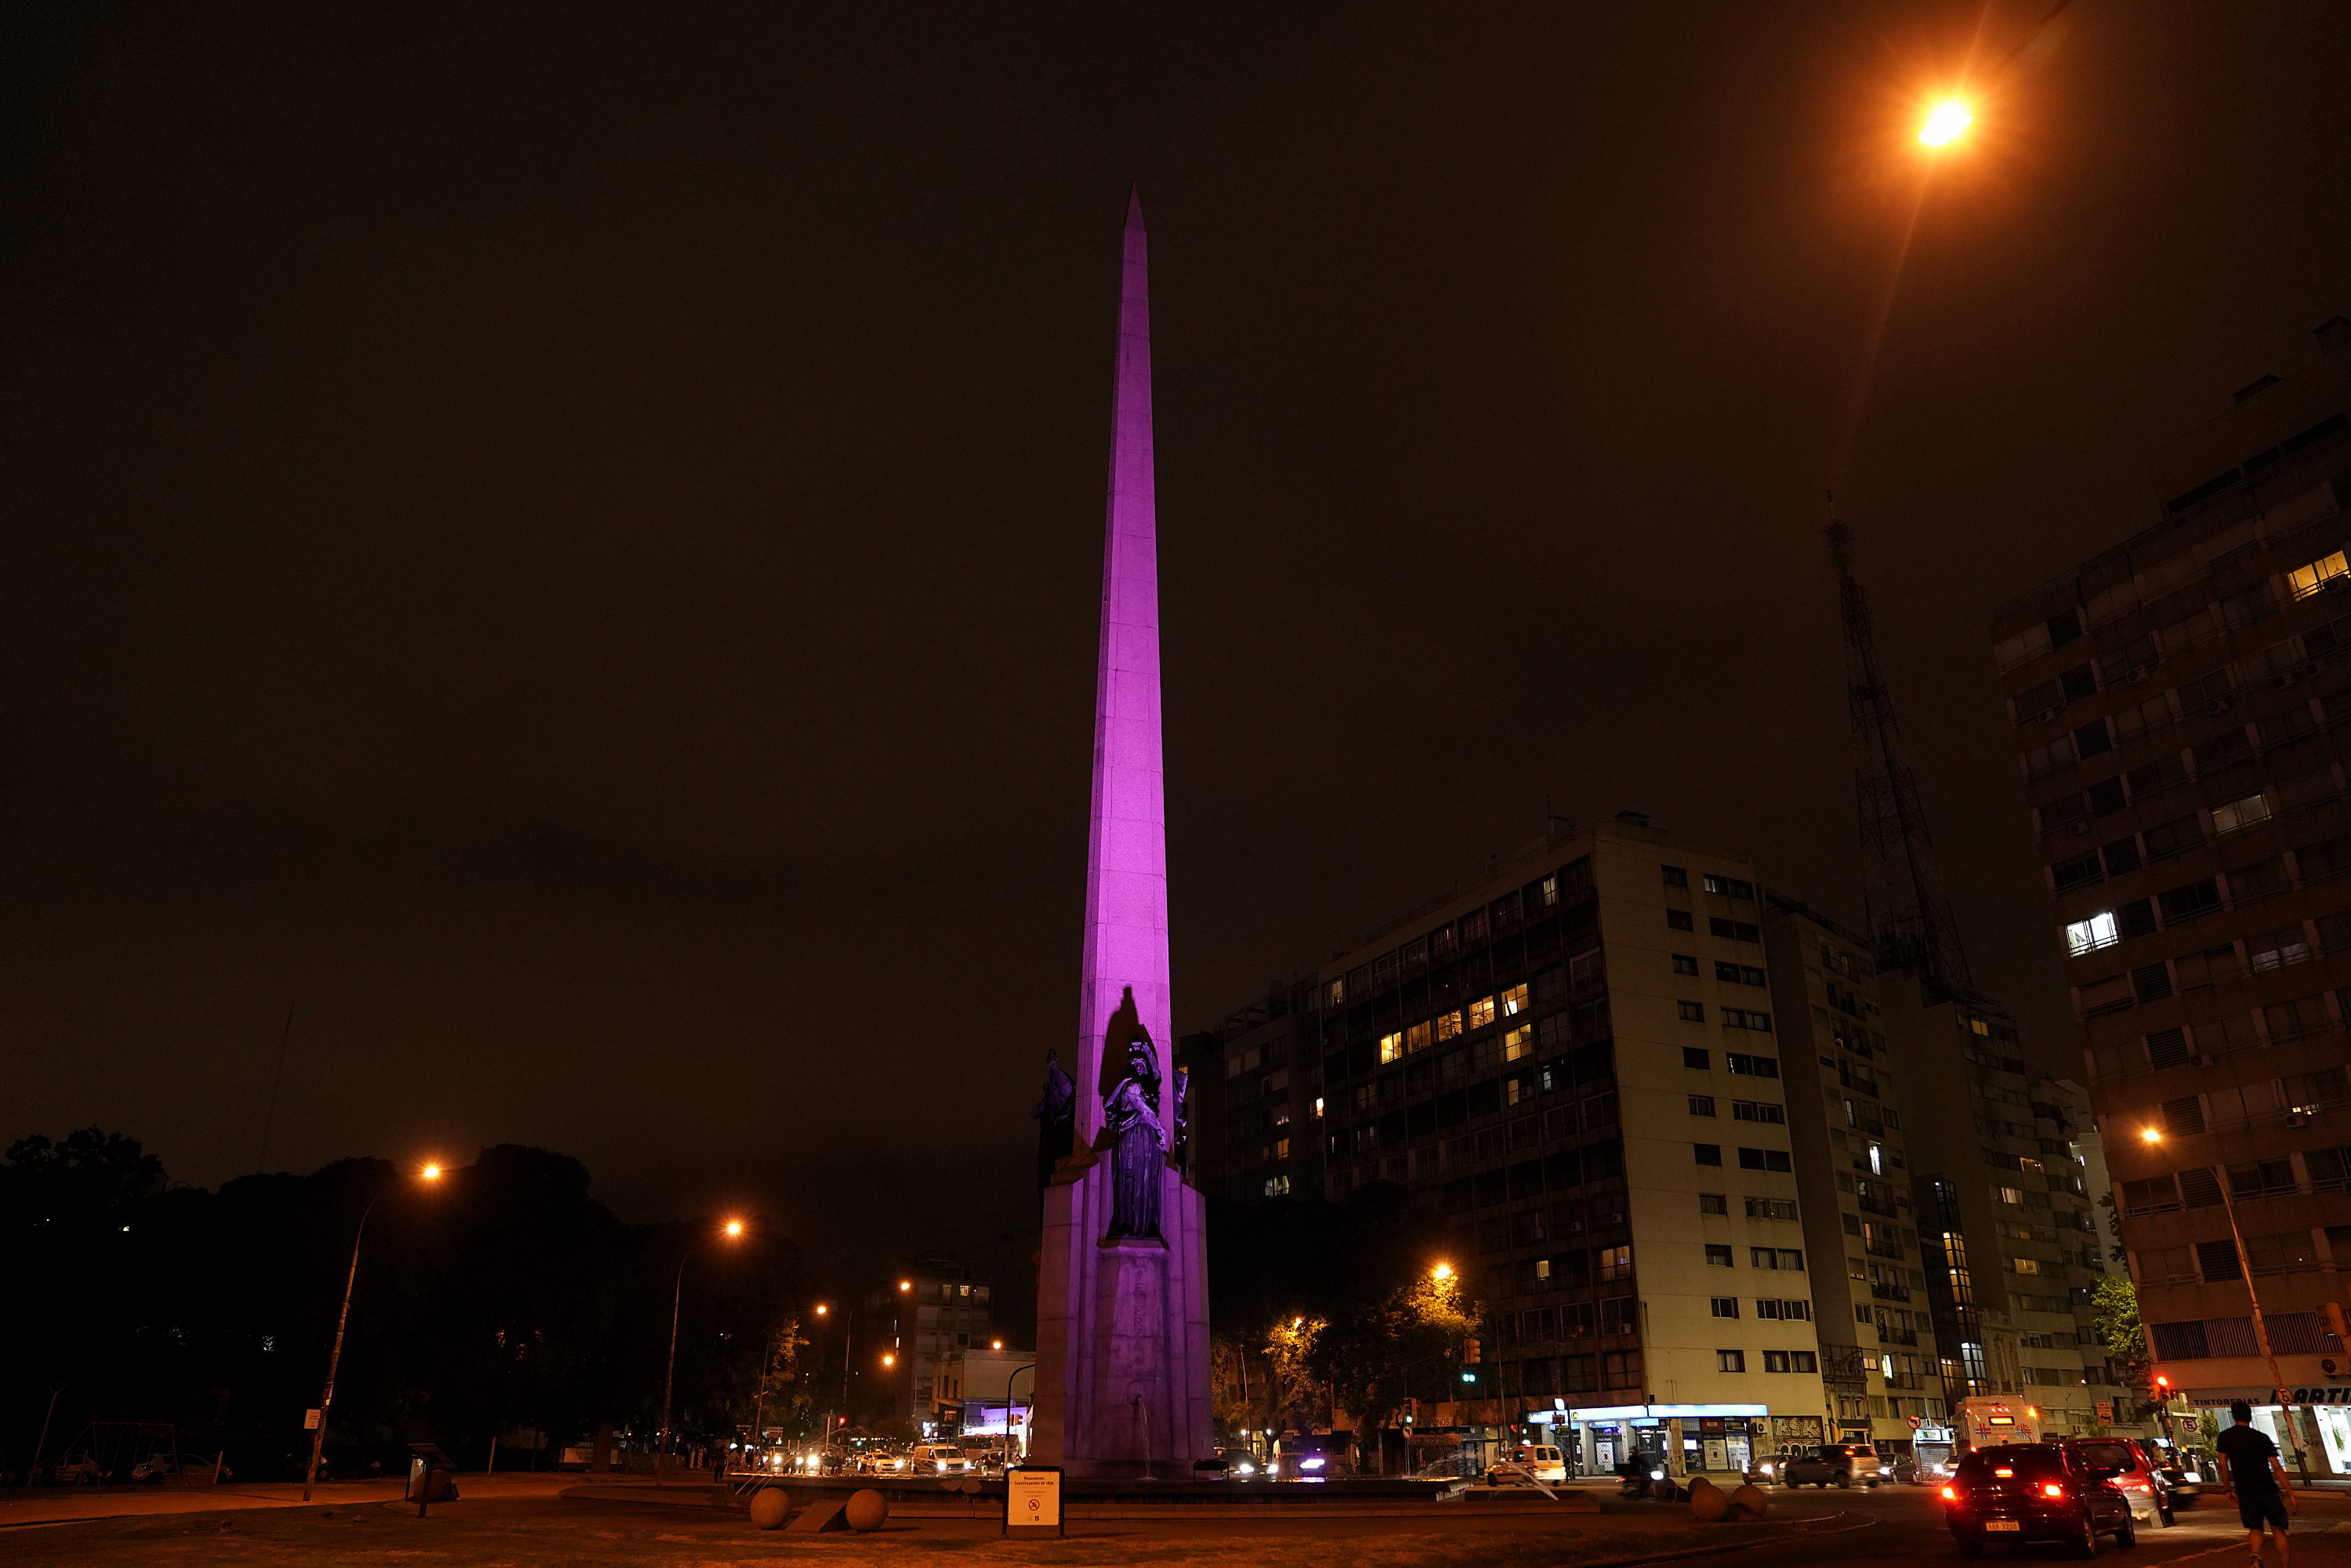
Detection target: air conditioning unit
<box><xmin>2070</xmin><ymin>820</ymin><xmax>2093</xmax><ymax>836</ymax></box>
<box><xmin>2209</xmin><ymin>697</ymin><xmax>2235</xmax><ymax>715</ymax></box>
<box><xmin>2326</xmin><ymin>575</ymin><xmax>2351</xmax><ymax>594</ymax></box>
<box><xmin>2186</xmin><ymin>1052</ymin><xmax>2214</xmax><ymax>1068</ymax></box>
<box><xmin>2128</xmin><ymin>667</ymin><xmax>2155</xmax><ymax>684</ymax></box>
<box><xmin>2035</xmin><ymin>707</ymin><xmax>2064</xmax><ymax>725</ymax></box>
<box><xmin>2273</xmin><ymin>672</ymin><xmax>2298</xmax><ymax>690</ymax></box>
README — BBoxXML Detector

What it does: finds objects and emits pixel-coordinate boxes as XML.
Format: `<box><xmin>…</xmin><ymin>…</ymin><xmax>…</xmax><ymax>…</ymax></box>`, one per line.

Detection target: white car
<box><xmin>907</xmin><ymin>1443</ymin><xmax>969</xmax><ymax>1474</ymax></box>
<box><xmin>1489</xmin><ymin>1444</ymin><xmax>1567</xmax><ymax>1485</ymax></box>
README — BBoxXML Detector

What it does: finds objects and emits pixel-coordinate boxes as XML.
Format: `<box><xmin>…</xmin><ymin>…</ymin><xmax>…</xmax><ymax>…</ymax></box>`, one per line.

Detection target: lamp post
<box><xmin>656</xmin><ymin>1216</ymin><xmax>745</xmax><ymax>1483</ymax></box>
<box><xmin>302</xmin><ymin>1160</ymin><xmax>442</xmax><ymax>1501</ymax></box>
<box><xmin>2138</xmin><ymin>1128</ymin><xmax>2309</xmax><ymax>1482</ymax></box>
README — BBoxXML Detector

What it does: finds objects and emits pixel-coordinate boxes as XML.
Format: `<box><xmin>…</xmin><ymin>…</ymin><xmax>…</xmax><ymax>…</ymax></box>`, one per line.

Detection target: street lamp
<box><xmin>1918</xmin><ymin>100</ymin><xmax>1974</xmax><ymax>147</ymax></box>
<box><xmin>302</xmin><ymin>1160</ymin><xmax>442</xmax><ymax>1501</ymax></box>
<box><xmin>1431</xmin><ymin>1262</ymin><xmax>1454</xmax><ymax>1283</ymax></box>
<box><xmin>656</xmin><ymin>1215</ymin><xmax>746</xmax><ymax>1481</ymax></box>
<box><xmin>2138</xmin><ymin>1128</ymin><xmax>2309</xmax><ymax>1479</ymax></box>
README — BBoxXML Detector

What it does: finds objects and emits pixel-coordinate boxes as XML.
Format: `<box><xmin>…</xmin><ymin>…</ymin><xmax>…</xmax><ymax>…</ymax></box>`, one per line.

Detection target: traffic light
<box><xmin>2324</xmin><ymin>1302</ymin><xmax>2350</xmax><ymax>1342</ymax></box>
<box><xmin>1463</xmin><ymin>1338</ymin><xmax>1482</xmax><ymax>1365</ymax></box>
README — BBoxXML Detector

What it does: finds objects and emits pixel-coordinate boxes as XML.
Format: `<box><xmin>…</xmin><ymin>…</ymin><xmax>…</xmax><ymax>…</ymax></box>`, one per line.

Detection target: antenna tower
<box><xmin>1827</xmin><ymin>503</ymin><xmax>1972</xmax><ymax>998</ymax></box>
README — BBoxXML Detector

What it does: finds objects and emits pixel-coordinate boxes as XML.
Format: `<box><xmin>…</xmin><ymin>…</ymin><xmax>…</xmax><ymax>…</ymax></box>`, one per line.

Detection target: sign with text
<box><xmin>1003</xmin><ymin>1465</ymin><xmax>1063</xmax><ymax>1537</ymax></box>
<box><xmin>303</xmin><ymin>1409</ymin><xmax>321</xmax><ymax>1430</ymax></box>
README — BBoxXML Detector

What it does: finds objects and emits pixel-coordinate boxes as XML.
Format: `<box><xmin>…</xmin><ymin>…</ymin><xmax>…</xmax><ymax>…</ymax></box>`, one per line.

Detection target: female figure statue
<box><xmin>1100</xmin><ymin>1017</ymin><xmax>1165</xmax><ymax>1241</ymax></box>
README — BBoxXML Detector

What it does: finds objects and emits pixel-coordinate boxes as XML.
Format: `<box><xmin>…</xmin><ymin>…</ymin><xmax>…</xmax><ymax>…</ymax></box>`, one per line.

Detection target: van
<box><xmin>1491</xmin><ymin>1444</ymin><xmax>1567</xmax><ymax>1484</ymax></box>
<box><xmin>907</xmin><ymin>1443</ymin><xmax>969</xmax><ymax>1474</ymax></box>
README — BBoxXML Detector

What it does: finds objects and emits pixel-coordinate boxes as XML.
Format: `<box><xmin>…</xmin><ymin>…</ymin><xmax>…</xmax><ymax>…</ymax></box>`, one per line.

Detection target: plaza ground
<box><xmin>7</xmin><ymin>1472</ymin><xmax>2351</xmax><ymax>1567</ymax></box>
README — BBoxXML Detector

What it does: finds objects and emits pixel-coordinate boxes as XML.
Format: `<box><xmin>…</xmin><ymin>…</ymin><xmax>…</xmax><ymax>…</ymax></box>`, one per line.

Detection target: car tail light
<box><xmin>1941</xmin><ymin>1485</ymin><xmax>1958</xmax><ymax>1501</ymax></box>
<box><xmin>2041</xmin><ymin>1483</ymin><xmax>2064</xmax><ymax>1499</ymax></box>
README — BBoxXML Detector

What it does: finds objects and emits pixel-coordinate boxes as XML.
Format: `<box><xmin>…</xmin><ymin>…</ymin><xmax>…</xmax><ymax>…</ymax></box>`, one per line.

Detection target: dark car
<box><xmin>1779</xmin><ymin>1443</ymin><xmax>1883</xmax><ymax>1488</ymax></box>
<box><xmin>2059</xmin><ymin>1436</ymin><xmax>2175</xmax><ymax>1526</ymax></box>
<box><xmin>1943</xmin><ymin>1443</ymin><xmax>2136</xmax><ymax>1559</ymax></box>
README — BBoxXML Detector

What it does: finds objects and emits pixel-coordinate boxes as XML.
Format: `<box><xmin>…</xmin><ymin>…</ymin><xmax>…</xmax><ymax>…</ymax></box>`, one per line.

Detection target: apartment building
<box><xmin>875</xmin><ymin>1255</ymin><xmax>996</xmax><ymax>1435</ymax></box>
<box><xmin>1204</xmin><ymin>817</ymin><xmax>1832</xmax><ymax>1477</ymax></box>
<box><xmin>1988</xmin><ymin>315</ymin><xmax>2351</xmax><ymax>1472</ymax></box>
<box><xmin>1762</xmin><ymin>896</ymin><xmax>1953</xmax><ymax>1460</ymax></box>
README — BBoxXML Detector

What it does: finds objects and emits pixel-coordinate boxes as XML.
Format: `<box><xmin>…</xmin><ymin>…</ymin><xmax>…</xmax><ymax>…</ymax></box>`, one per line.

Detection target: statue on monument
<box><xmin>1097</xmin><ymin>989</ymin><xmax>1165</xmax><ymax>1241</ymax></box>
<box><xmin>1032</xmin><ymin>1049</ymin><xmax>1076</xmax><ymax>1196</ymax></box>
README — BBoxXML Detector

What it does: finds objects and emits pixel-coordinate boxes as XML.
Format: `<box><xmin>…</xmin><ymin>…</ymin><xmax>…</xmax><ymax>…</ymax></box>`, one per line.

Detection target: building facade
<box><xmin>1209</xmin><ymin>817</ymin><xmax>1834</xmax><ymax>1476</ymax></box>
<box><xmin>1761</xmin><ymin>896</ymin><xmax>1954</xmax><ymax>1457</ymax></box>
<box><xmin>1989</xmin><ymin>315</ymin><xmax>2351</xmax><ymax>1472</ymax></box>
<box><xmin>876</xmin><ymin>1255</ymin><xmax>996</xmax><ymax>1436</ymax></box>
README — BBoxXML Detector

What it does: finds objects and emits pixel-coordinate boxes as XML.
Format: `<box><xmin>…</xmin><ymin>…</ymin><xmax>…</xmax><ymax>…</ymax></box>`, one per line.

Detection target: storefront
<box><xmin>1546</xmin><ymin>1403</ymin><xmax>1775</xmax><ymax>1478</ymax></box>
<box><xmin>2183</xmin><ymin>1385</ymin><xmax>2351</xmax><ymax>1478</ymax></box>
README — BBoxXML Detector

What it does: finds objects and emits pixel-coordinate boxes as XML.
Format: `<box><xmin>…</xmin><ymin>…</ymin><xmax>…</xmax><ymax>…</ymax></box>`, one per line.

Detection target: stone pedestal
<box><xmin>1034</xmin><ymin>1155</ymin><xmax>1209</xmax><ymax>1476</ymax></box>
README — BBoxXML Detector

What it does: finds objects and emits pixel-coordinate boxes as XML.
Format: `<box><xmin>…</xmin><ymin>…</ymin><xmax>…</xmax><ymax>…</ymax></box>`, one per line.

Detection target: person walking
<box><xmin>2217</xmin><ymin>1400</ymin><xmax>2296</xmax><ymax>1567</ymax></box>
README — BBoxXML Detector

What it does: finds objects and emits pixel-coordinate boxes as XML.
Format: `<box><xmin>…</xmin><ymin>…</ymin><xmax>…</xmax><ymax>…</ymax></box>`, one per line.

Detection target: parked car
<box><xmin>1942</xmin><ymin>1442</ymin><xmax>2135</xmax><ymax>1559</ymax></box>
<box><xmin>1488</xmin><ymin>1444</ymin><xmax>1567</xmax><ymax>1486</ymax></box>
<box><xmin>1778</xmin><ymin>1443</ymin><xmax>1883</xmax><ymax>1489</ymax></box>
<box><xmin>2058</xmin><ymin>1437</ymin><xmax>2175</xmax><ymax>1526</ymax></box>
<box><xmin>49</xmin><ymin>1455</ymin><xmax>105</xmax><ymax>1487</ymax></box>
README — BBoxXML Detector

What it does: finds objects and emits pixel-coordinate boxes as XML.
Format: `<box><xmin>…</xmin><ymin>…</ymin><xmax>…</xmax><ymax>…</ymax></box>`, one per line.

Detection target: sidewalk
<box><xmin>0</xmin><ymin>1472</ymin><xmax>571</xmax><ymax>1529</ymax></box>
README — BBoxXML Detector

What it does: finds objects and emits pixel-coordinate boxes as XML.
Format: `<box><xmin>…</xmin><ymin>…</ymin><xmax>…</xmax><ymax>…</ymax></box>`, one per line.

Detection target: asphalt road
<box><xmin>1737</xmin><ymin>1482</ymin><xmax>2351</xmax><ymax>1567</ymax></box>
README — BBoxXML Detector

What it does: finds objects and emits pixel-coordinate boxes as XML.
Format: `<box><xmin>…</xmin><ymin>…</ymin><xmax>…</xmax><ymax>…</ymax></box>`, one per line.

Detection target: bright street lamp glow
<box><xmin>882</xmin><ymin>1353</ymin><xmax>895</xmax><ymax>1367</ymax></box>
<box><xmin>1431</xmin><ymin>1262</ymin><xmax>1454</xmax><ymax>1282</ymax></box>
<box><xmin>898</xmin><ymin>1280</ymin><xmax>912</xmax><ymax>1292</ymax></box>
<box><xmin>814</xmin><ymin>1303</ymin><xmax>828</xmax><ymax>1316</ymax></box>
<box><xmin>723</xmin><ymin>1218</ymin><xmax>744</xmax><ymax>1237</ymax></box>
<box><xmin>1918</xmin><ymin>100</ymin><xmax>1973</xmax><ymax>147</ymax></box>
<box><xmin>420</xmin><ymin>1164</ymin><xmax>442</xmax><ymax>1181</ymax></box>
<box><xmin>2139</xmin><ymin>1127</ymin><xmax>2163</xmax><ymax>1143</ymax></box>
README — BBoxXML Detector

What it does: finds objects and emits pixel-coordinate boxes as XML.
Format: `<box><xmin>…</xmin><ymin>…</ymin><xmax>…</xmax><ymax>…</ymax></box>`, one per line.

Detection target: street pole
<box><xmin>657</xmin><ymin>1252</ymin><xmax>688</xmax><ymax>1484</ymax></box>
<box><xmin>2215</xmin><ymin>1178</ymin><xmax>2310</xmax><ymax>1483</ymax></box>
<box><xmin>303</xmin><ymin>1197</ymin><xmax>374</xmax><ymax>1502</ymax></box>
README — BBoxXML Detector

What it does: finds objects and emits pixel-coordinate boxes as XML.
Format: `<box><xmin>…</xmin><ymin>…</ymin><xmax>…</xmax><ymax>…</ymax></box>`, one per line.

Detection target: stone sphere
<box><xmin>1687</xmin><ymin>1476</ymin><xmax>1729</xmax><ymax>1522</ymax></box>
<box><xmin>1730</xmin><ymin>1483</ymin><xmax>1770</xmax><ymax>1519</ymax></box>
<box><xmin>846</xmin><ymin>1489</ymin><xmax>890</xmax><ymax>1533</ymax></box>
<box><xmin>748</xmin><ymin>1488</ymin><xmax>790</xmax><ymax>1530</ymax></box>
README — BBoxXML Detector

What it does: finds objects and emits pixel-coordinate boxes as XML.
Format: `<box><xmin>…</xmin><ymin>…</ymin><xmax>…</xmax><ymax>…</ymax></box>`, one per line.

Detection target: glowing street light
<box><xmin>813</xmin><ymin>1303</ymin><xmax>829</xmax><ymax>1316</ymax></box>
<box><xmin>898</xmin><ymin>1280</ymin><xmax>912</xmax><ymax>1293</ymax></box>
<box><xmin>882</xmin><ymin>1353</ymin><xmax>896</xmax><ymax>1368</ymax></box>
<box><xmin>1918</xmin><ymin>100</ymin><xmax>1973</xmax><ymax>147</ymax></box>
<box><xmin>656</xmin><ymin>1217</ymin><xmax>747</xmax><ymax>1479</ymax></box>
<box><xmin>304</xmin><ymin>1160</ymin><xmax>442</xmax><ymax>1500</ymax></box>
<box><xmin>1431</xmin><ymin>1262</ymin><xmax>1454</xmax><ymax>1283</ymax></box>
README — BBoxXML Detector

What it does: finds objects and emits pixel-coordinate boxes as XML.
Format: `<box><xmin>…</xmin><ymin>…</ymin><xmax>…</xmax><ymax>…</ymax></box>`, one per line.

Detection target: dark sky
<box><xmin>6</xmin><ymin>2</ymin><xmax>2348</xmax><ymax>1280</ymax></box>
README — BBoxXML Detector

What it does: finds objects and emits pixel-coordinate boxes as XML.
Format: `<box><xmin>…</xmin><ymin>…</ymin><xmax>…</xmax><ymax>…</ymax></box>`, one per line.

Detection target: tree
<box><xmin>2091</xmin><ymin>1274</ymin><xmax>2151</xmax><ymax>1416</ymax></box>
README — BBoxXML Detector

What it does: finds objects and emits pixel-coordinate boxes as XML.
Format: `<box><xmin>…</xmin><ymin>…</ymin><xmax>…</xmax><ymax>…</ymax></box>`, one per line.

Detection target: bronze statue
<box><xmin>1098</xmin><ymin>989</ymin><xmax>1165</xmax><ymax>1240</ymax></box>
<box><xmin>1033</xmin><ymin>1049</ymin><xmax>1075</xmax><ymax>1197</ymax></box>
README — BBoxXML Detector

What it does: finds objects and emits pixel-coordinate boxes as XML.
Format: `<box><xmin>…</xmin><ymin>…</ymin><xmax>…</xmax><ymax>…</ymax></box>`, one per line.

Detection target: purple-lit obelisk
<box><xmin>1031</xmin><ymin>192</ymin><xmax>1212</xmax><ymax>1476</ymax></box>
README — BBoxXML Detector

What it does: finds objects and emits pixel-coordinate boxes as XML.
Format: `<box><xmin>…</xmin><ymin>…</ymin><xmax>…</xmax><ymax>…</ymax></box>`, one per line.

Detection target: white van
<box><xmin>907</xmin><ymin>1443</ymin><xmax>969</xmax><ymax>1474</ymax></box>
<box><xmin>1491</xmin><ymin>1444</ymin><xmax>1567</xmax><ymax>1484</ymax></box>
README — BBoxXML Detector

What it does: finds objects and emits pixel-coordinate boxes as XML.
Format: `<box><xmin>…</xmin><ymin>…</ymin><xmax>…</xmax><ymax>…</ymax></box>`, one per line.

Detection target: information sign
<box><xmin>1004</xmin><ymin>1465</ymin><xmax>1063</xmax><ymax>1537</ymax></box>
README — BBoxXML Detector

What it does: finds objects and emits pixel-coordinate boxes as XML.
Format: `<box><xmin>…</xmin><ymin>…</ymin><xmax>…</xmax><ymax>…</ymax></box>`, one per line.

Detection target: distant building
<box><xmin>933</xmin><ymin>1342</ymin><xmax>1033</xmax><ymax>1445</ymax></box>
<box><xmin>1201</xmin><ymin>815</ymin><xmax>1832</xmax><ymax>1478</ymax></box>
<box><xmin>1760</xmin><ymin>896</ymin><xmax>1952</xmax><ymax>1455</ymax></box>
<box><xmin>1190</xmin><ymin>980</ymin><xmax>1318</xmax><ymax>1202</ymax></box>
<box><xmin>878</xmin><ymin>1255</ymin><xmax>995</xmax><ymax>1436</ymax></box>
<box><xmin>1988</xmin><ymin>315</ymin><xmax>2351</xmax><ymax>1472</ymax></box>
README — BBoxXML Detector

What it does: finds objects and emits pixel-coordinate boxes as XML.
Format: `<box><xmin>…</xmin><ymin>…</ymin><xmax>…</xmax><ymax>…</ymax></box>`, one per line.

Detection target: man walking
<box><xmin>2218</xmin><ymin>1400</ymin><xmax>2296</xmax><ymax>1566</ymax></box>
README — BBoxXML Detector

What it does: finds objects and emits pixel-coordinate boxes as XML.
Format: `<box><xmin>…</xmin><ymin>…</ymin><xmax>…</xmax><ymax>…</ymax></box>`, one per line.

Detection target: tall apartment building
<box><xmin>1191</xmin><ymin>980</ymin><xmax>1320</xmax><ymax>1203</ymax></box>
<box><xmin>1761</xmin><ymin>896</ymin><xmax>1954</xmax><ymax>1458</ymax></box>
<box><xmin>1989</xmin><ymin>315</ymin><xmax>2351</xmax><ymax>1473</ymax></box>
<box><xmin>1207</xmin><ymin>817</ymin><xmax>1833</xmax><ymax>1478</ymax></box>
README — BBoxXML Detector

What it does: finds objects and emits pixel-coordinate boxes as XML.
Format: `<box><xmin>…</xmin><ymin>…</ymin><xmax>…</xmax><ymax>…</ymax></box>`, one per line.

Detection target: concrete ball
<box><xmin>845</xmin><ymin>1489</ymin><xmax>890</xmax><ymax>1533</ymax></box>
<box><xmin>1730</xmin><ymin>1483</ymin><xmax>1770</xmax><ymax>1519</ymax></box>
<box><xmin>1687</xmin><ymin>1476</ymin><xmax>1730</xmax><ymax>1522</ymax></box>
<box><xmin>748</xmin><ymin>1488</ymin><xmax>790</xmax><ymax>1530</ymax></box>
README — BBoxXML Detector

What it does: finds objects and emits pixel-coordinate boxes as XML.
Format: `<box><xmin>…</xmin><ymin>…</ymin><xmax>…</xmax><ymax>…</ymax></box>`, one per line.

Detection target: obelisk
<box><xmin>1031</xmin><ymin>191</ymin><xmax>1212</xmax><ymax>1477</ymax></box>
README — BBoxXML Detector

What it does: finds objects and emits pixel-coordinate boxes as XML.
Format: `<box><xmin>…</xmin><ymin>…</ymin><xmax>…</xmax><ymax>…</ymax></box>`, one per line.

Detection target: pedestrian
<box><xmin>2217</xmin><ymin>1400</ymin><xmax>2295</xmax><ymax>1567</ymax></box>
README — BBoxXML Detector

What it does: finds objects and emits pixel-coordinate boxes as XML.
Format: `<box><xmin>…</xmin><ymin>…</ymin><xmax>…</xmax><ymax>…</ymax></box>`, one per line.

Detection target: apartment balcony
<box><xmin>1877</xmin><ymin>1327</ymin><xmax>1920</xmax><ymax>1346</ymax></box>
<box><xmin>1870</xmin><ymin>1281</ymin><xmax>1913</xmax><ymax>1302</ymax></box>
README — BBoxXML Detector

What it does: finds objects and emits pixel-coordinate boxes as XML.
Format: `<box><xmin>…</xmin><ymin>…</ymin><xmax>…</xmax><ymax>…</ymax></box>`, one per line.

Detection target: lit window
<box><xmin>1598</xmin><ymin>1246</ymin><xmax>1632</xmax><ymax>1280</ymax></box>
<box><xmin>1379</xmin><ymin>1032</ymin><xmax>1404</xmax><ymax>1063</ymax></box>
<box><xmin>1500</xmin><ymin>983</ymin><xmax>1530</xmax><ymax>1016</ymax></box>
<box><xmin>1998</xmin><ymin>1186</ymin><xmax>2023</xmax><ymax>1205</ymax></box>
<box><xmin>1468</xmin><ymin>996</ymin><xmax>1496</xmax><ymax>1030</ymax></box>
<box><xmin>1503</xmin><ymin>1026</ymin><xmax>1534</xmax><ymax>1063</ymax></box>
<box><xmin>2288</xmin><ymin>549</ymin><xmax>2349</xmax><ymax>599</ymax></box>
<box><xmin>1275</xmin><ymin>1137</ymin><xmax>1290</xmax><ymax>1160</ymax></box>
<box><xmin>2063</xmin><ymin>912</ymin><xmax>2121</xmax><ymax>956</ymax></box>
<box><xmin>1406</xmin><ymin>1019</ymin><xmax>1433</xmax><ymax>1053</ymax></box>
<box><xmin>2211</xmin><ymin>794</ymin><xmax>2272</xmax><ymax>834</ymax></box>
<box><xmin>1716</xmin><ymin>1349</ymin><xmax>1747</xmax><ymax>1373</ymax></box>
<box><xmin>1436</xmin><ymin>1009</ymin><xmax>1462</xmax><ymax>1040</ymax></box>
<box><xmin>1313</xmin><ymin>1097</ymin><xmax>1324</xmax><ymax>1118</ymax></box>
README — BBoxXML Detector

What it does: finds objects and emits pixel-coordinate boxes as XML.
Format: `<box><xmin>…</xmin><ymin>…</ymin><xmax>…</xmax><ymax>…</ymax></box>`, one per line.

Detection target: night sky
<box><xmin>6</xmin><ymin>2</ymin><xmax>2348</xmax><ymax>1279</ymax></box>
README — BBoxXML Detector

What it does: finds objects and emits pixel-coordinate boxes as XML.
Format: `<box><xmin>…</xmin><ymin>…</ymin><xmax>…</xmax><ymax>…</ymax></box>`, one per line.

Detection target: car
<box><xmin>907</xmin><ymin>1443</ymin><xmax>969</xmax><ymax>1475</ymax></box>
<box><xmin>1778</xmin><ymin>1443</ymin><xmax>1884</xmax><ymax>1489</ymax></box>
<box><xmin>1943</xmin><ymin>1442</ymin><xmax>2135</xmax><ymax>1559</ymax></box>
<box><xmin>1488</xmin><ymin>1444</ymin><xmax>1567</xmax><ymax>1486</ymax></box>
<box><xmin>2059</xmin><ymin>1436</ymin><xmax>2175</xmax><ymax>1526</ymax></box>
